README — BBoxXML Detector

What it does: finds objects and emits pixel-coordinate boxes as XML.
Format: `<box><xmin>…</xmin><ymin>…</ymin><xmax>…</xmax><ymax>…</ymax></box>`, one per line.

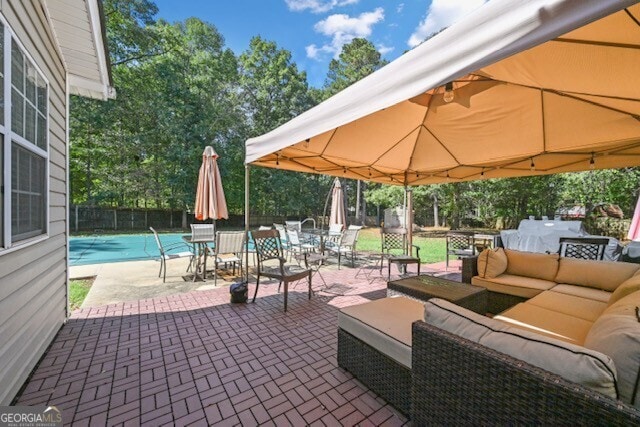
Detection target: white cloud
<box><xmin>306</xmin><ymin>8</ymin><xmax>385</xmax><ymax>60</ymax></box>
<box><xmin>396</xmin><ymin>3</ymin><xmax>404</xmax><ymax>14</ymax></box>
<box><xmin>377</xmin><ymin>43</ymin><xmax>394</xmax><ymax>55</ymax></box>
<box><xmin>408</xmin><ymin>0</ymin><xmax>486</xmax><ymax>47</ymax></box>
<box><xmin>285</xmin><ymin>0</ymin><xmax>359</xmax><ymax>14</ymax></box>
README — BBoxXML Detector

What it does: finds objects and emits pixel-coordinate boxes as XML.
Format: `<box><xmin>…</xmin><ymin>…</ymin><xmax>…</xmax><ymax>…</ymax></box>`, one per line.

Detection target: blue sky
<box><xmin>153</xmin><ymin>0</ymin><xmax>485</xmax><ymax>87</ymax></box>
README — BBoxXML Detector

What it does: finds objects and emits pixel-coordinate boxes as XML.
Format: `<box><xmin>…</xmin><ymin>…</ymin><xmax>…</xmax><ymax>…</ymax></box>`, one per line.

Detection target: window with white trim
<box><xmin>0</xmin><ymin>18</ymin><xmax>49</xmax><ymax>248</ymax></box>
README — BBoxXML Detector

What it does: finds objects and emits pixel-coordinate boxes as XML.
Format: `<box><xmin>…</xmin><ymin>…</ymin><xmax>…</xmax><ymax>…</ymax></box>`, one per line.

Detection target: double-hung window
<box><xmin>0</xmin><ymin>18</ymin><xmax>49</xmax><ymax>250</ymax></box>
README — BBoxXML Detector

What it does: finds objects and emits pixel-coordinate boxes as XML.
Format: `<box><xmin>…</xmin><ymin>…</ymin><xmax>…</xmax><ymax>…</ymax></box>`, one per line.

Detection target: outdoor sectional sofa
<box><xmin>337</xmin><ymin>249</ymin><xmax>640</xmax><ymax>423</ymax></box>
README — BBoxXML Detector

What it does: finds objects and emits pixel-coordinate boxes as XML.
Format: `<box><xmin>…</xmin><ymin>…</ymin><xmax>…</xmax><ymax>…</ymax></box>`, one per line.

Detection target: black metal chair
<box><xmin>251</xmin><ymin>229</ymin><xmax>312</xmax><ymax>312</ymax></box>
<box><xmin>558</xmin><ymin>237</ymin><xmax>609</xmax><ymax>261</ymax></box>
<box><xmin>446</xmin><ymin>231</ymin><xmax>475</xmax><ymax>269</ymax></box>
<box><xmin>381</xmin><ymin>227</ymin><xmax>421</xmax><ymax>278</ymax></box>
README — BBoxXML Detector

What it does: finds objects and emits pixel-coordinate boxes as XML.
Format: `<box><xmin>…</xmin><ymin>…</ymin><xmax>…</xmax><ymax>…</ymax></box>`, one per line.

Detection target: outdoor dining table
<box><xmin>182</xmin><ymin>235</ymin><xmax>215</xmax><ymax>281</ymax></box>
<box><xmin>302</xmin><ymin>228</ymin><xmax>337</xmax><ymax>254</ymax></box>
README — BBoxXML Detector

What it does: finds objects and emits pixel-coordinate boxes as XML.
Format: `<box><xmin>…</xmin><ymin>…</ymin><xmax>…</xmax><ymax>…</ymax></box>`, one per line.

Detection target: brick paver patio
<box><xmin>15</xmin><ymin>263</ymin><xmax>460</xmax><ymax>425</ymax></box>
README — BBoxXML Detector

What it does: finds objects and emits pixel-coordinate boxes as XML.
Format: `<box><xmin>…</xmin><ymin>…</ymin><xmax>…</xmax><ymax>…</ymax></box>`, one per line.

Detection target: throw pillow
<box><xmin>585</xmin><ymin>290</ymin><xmax>640</xmax><ymax>407</ymax></box>
<box><xmin>477</xmin><ymin>247</ymin><xmax>508</xmax><ymax>278</ymax></box>
<box><xmin>608</xmin><ymin>275</ymin><xmax>640</xmax><ymax>306</ymax></box>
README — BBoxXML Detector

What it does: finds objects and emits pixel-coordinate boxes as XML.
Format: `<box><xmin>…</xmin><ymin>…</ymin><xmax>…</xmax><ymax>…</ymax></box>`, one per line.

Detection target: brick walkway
<box><xmin>16</xmin><ymin>263</ymin><xmax>460</xmax><ymax>426</ymax></box>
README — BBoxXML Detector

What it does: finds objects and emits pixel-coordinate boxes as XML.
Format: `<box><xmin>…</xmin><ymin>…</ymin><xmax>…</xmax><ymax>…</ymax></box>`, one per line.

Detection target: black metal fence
<box><xmin>70</xmin><ymin>206</ymin><xmax>380</xmax><ymax>232</ymax></box>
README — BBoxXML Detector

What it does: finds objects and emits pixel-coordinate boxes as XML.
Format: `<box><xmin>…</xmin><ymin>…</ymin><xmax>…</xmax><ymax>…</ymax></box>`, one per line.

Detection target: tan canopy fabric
<box><xmin>245</xmin><ymin>0</ymin><xmax>640</xmax><ymax>186</ymax></box>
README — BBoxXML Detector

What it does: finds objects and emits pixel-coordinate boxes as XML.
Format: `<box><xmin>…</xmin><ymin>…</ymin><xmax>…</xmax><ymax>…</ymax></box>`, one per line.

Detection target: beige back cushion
<box><xmin>608</xmin><ymin>274</ymin><xmax>640</xmax><ymax>306</ymax></box>
<box><xmin>555</xmin><ymin>258</ymin><xmax>639</xmax><ymax>292</ymax></box>
<box><xmin>477</xmin><ymin>248</ymin><xmax>508</xmax><ymax>278</ymax></box>
<box><xmin>423</xmin><ymin>298</ymin><xmax>618</xmax><ymax>399</ymax></box>
<box><xmin>504</xmin><ymin>250</ymin><xmax>559</xmax><ymax>282</ymax></box>
<box><xmin>584</xmin><ymin>290</ymin><xmax>640</xmax><ymax>407</ymax></box>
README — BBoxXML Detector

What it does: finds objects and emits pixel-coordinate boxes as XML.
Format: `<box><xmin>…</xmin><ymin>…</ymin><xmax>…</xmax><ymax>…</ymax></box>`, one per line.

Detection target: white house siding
<box><xmin>0</xmin><ymin>0</ymin><xmax>68</xmax><ymax>404</ymax></box>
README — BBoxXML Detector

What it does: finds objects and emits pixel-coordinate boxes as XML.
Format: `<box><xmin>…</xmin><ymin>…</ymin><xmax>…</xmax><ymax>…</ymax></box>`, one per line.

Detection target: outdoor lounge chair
<box><xmin>251</xmin><ymin>229</ymin><xmax>312</xmax><ymax>312</ymax></box>
<box><xmin>150</xmin><ymin>227</ymin><xmax>195</xmax><ymax>282</ymax></box>
<box><xmin>210</xmin><ymin>231</ymin><xmax>245</xmax><ymax>285</ymax></box>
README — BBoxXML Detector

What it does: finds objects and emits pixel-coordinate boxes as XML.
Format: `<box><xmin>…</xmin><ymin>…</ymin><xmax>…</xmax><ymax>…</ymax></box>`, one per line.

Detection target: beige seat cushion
<box><xmin>423</xmin><ymin>298</ymin><xmax>618</xmax><ymax>399</ymax></box>
<box><xmin>550</xmin><ymin>284</ymin><xmax>611</xmax><ymax>303</ymax></box>
<box><xmin>555</xmin><ymin>258</ymin><xmax>639</xmax><ymax>292</ymax></box>
<box><xmin>495</xmin><ymin>303</ymin><xmax>593</xmax><ymax>345</ymax></box>
<box><xmin>338</xmin><ymin>297</ymin><xmax>424</xmax><ymax>368</ymax></box>
<box><xmin>505</xmin><ymin>250</ymin><xmax>559</xmax><ymax>281</ymax></box>
<box><xmin>608</xmin><ymin>274</ymin><xmax>640</xmax><ymax>306</ymax></box>
<box><xmin>477</xmin><ymin>248</ymin><xmax>508</xmax><ymax>278</ymax></box>
<box><xmin>472</xmin><ymin>274</ymin><xmax>555</xmax><ymax>299</ymax></box>
<box><xmin>526</xmin><ymin>291</ymin><xmax>607</xmax><ymax>322</ymax></box>
<box><xmin>584</xmin><ymin>291</ymin><xmax>640</xmax><ymax>407</ymax></box>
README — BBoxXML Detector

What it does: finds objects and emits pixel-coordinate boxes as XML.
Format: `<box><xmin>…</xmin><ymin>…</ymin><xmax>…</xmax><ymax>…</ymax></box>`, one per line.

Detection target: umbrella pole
<box><xmin>245</xmin><ymin>165</ymin><xmax>251</xmax><ymax>283</ymax></box>
<box><xmin>321</xmin><ymin>179</ymin><xmax>334</xmax><ymax>231</ymax></box>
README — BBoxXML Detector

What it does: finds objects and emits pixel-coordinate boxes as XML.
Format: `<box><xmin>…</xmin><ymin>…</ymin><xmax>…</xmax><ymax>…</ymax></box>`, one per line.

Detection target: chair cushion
<box><xmin>338</xmin><ymin>297</ymin><xmax>424</xmax><ymax>368</ymax></box>
<box><xmin>608</xmin><ymin>274</ymin><xmax>640</xmax><ymax>306</ymax></box>
<box><xmin>472</xmin><ymin>274</ymin><xmax>555</xmax><ymax>299</ymax></box>
<box><xmin>550</xmin><ymin>284</ymin><xmax>611</xmax><ymax>303</ymax></box>
<box><xmin>477</xmin><ymin>248</ymin><xmax>508</xmax><ymax>278</ymax></box>
<box><xmin>495</xmin><ymin>303</ymin><xmax>593</xmax><ymax>345</ymax></box>
<box><xmin>525</xmin><ymin>291</ymin><xmax>608</xmax><ymax>322</ymax></box>
<box><xmin>554</xmin><ymin>257</ymin><xmax>639</xmax><ymax>292</ymax></box>
<box><xmin>423</xmin><ymin>298</ymin><xmax>618</xmax><ymax>399</ymax></box>
<box><xmin>584</xmin><ymin>290</ymin><xmax>640</xmax><ymax>407</ymax></box>
<box><xmin>504</xmin><ymin>250</ymin><xmax>559</xmax><ymax>281</ymax></box>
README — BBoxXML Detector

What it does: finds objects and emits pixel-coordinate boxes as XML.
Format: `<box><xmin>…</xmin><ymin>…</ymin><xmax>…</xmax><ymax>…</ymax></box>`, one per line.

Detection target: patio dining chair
<box><xmin>328</xmin><ymin>228</ymin><xmax>360</xmax><ymax>269</ymax></box>
<box><xmin>251</xmin><ymin>229</ymin><xmax>312</xmax><ymax>312</ymax></box>
<box><xmin>286</xmin><ymin>228</ymin><xmax>317</xmax><ymax>261</ymax></box>
<box><xmin>446</xmin><ymin>231</ymin><xmax>475</xmax><ymax>269</ymax></box>
<box><xmin>210</xmin><ymin>231</ymin><xmax>246</xmax><ymax>285</ymax></box>
<box><xmin>558</xmin><ymin>237</ymin><xmax>609</xmax><ymax>261</ymax></box>
<box><xmin>150</xmin><ymin>227</ymin><xmax>195</xmax><ymax>282</ymax></box>
<box><xmin>381</xmin><ymin>227</ymin><xmax>421</xmax><ymax>278</ymax></box>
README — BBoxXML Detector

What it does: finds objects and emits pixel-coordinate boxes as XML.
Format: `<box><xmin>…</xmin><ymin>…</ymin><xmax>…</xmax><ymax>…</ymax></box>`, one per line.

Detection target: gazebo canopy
<box><xmin>245</xmin><ymin>0</ymin><xmax>640</xmax><ymax>186</ymax></box>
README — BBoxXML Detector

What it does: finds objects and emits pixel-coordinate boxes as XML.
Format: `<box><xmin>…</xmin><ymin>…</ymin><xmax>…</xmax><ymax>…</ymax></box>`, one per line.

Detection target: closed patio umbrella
<box><xmin>329</xmin><ymin>178</ymin><xmax>346</xmax><ymax>230</ymax></box>
<box><xmin>195</xmin><ymin>145</ymin><xmax>228</xmax><ymax>221</ymax></box>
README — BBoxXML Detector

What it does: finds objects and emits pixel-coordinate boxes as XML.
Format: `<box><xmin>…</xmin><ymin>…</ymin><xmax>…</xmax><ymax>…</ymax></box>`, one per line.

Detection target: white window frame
<box><xmin>0</xmin><ymin>13</ymin><xmax>50</xmax><ymax>252</ymax></box>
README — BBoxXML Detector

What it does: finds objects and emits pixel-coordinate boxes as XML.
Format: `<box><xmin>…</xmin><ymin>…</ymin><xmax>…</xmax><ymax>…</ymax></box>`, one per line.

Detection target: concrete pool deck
<box><xmin>71</xmin><ymin>256</ymin><xmax>462</xmax><ymax>308</ymax></box>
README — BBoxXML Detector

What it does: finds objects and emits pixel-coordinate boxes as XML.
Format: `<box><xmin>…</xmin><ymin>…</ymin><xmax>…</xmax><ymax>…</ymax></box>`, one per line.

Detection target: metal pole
<box><xmin>245</xmin><ymin>165</ymin><xmax>250</xmax><ymax>283</ymax></box>
<box><xmin>406</xmin><ymin>187</ymin><xmax>413</xmax><ymax>255</ymax></box>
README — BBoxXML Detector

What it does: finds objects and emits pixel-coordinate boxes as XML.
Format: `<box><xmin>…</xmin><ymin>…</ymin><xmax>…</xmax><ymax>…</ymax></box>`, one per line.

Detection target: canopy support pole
<box><xmin>406</xmin><ymin>187</ymin><xmax>413</xmax><ymax>256</ymax></box>
<box><xmin>245</xmin><ymin>165</ymin><xmax>250</xmax><ymax>283</ymax></box>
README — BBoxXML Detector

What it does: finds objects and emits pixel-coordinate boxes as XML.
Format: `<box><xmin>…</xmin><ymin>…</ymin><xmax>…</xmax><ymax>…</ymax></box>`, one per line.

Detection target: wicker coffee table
<box><xmin>387</xmin><ymin>275</ymin><xmax>488</xmax><ymax>314</ymax></box>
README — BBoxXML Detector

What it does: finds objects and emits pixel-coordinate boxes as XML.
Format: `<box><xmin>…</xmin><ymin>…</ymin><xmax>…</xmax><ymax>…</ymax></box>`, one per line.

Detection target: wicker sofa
<box><xmin>338</xmin><ymin>249</ymin><xmax>640</xmax><ymax>423</ymax></box>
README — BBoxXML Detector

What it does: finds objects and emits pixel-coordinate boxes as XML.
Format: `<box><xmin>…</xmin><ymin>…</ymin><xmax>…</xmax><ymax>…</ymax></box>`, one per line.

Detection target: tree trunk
<box><xmin>433</xmin><ymin>194</ymin><xmax>440</xmax><ymax>227</ymax></box>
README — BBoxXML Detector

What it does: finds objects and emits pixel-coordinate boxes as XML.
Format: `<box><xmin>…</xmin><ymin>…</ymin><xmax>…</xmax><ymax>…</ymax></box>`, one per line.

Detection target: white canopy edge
<box><xmin>245</xmin><ymin>0</ymin><xmax>636</xmax><ymax>164</ymax></box>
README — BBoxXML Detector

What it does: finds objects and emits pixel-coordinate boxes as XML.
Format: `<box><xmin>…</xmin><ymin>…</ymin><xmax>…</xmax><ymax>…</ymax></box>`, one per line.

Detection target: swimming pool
<box><xmin>69</xmin><ymin>233</ymin><xmax>256</xmax><ymax>266</ymax></box>
<box><xmin>69</xmin><ymin>233</ymin><xmax>187</xmax><ymax>266</ymax></box>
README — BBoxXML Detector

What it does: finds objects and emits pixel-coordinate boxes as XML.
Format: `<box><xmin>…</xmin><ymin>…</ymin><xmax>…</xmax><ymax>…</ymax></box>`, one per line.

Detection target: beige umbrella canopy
<box><xmin>329</xmin><ymin>178</ymin><xmax>346</xmax><ymax>229</ymax></box>
<box><xmin>195</xmin><ymin>146</ymin><xmax>228</xmax><ymax>221</ymax></box>
<box><xmin>245</xmin><ymin>1</ymin><xmax>640</xmax><ymax>186</ymax></box>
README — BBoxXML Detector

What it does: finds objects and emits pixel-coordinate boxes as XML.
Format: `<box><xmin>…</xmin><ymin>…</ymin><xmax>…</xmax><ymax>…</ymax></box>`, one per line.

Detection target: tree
<box><xmin>238</xmin><ymin>37</ymin><xmax>322</xmax><ymax>216</ymax></box>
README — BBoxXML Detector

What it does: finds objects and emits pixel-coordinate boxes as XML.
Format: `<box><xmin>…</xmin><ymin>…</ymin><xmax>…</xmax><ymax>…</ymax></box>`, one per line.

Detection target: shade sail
<box><xmin>195</xmin><ymin>146</ymin><xmax>228</xmax><ymax>221</ymax></box>
<box><xmin>245</xmin><ymin>0</ymin><xmax>640</xmax><ymax>186</ymax></box>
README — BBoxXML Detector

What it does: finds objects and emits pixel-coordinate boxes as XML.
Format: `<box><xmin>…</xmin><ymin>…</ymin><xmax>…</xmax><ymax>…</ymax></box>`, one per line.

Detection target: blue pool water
<box><xmin>69</xmin><ymin>233</ymin><xmax>188</xmax><ymax>266</ymax></box>
<box><xmin>69</xmin><ymin>233</ymin><xmax>255</xmax><ymax>266</ymax></box>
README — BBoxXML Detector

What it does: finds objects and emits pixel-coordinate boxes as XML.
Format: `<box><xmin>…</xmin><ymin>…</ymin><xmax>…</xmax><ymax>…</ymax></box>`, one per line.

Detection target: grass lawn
<box><xmin>355</xmin><ymin>227</ymin><xmax>446</xmax><ymax>264</ymax></box>
<box><xmin>69</xmin><ymin>278</ymin><xmax>94</xmax><ymax>311</ymax></box>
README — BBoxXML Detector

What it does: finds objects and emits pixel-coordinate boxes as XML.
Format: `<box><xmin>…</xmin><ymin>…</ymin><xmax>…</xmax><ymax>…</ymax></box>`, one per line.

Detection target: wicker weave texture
<box><xmin>411</xmin><ymin>321</ymin><xmax>640</xmax><ymax>425</ymax></box>
<box><xmin>337</xmin><ymin>328</ymin><xmax>411</xmax><ymax>416</ymax></box>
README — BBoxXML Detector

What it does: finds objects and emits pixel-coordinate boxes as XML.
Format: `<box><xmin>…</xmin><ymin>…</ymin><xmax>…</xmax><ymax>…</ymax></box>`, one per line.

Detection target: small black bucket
<box><xmin>230</xmin><ymin>281</ymin><xmax>248</xmax><ymax>303</ymax></box>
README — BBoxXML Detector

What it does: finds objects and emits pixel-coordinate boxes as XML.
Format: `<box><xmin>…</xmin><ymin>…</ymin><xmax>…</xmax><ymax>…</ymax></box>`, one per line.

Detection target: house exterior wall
<box><xmin>0</xmin><ymin>0</ymin><xmax>68</xmax><ymax>404</ymax></box>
